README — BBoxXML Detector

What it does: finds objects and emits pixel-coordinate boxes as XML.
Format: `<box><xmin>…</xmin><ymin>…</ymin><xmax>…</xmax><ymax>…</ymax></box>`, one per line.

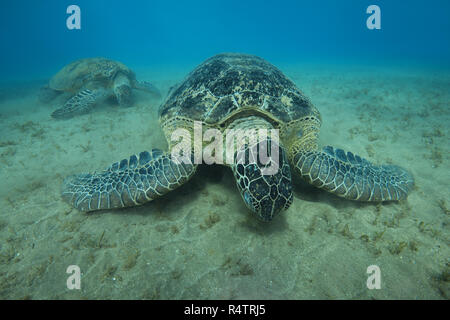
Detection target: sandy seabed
<box><xmin>0</xmin><ymin>63</ymin><xmax>448</xmax><ymax>299</ymax></box>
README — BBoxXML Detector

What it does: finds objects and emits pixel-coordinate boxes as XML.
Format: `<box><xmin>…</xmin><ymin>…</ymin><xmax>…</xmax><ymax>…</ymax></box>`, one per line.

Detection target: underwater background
<box><xmin>0</xmin><ymin>0</ymin><xmax>449</xmax><ymax>299</ymax></box>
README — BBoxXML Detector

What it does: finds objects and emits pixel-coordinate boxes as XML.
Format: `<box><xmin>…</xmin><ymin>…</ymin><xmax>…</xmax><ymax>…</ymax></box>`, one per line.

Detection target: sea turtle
<box><xmin>61</xmin><ymin>53</ymin><xmax>414</xmax><ymax>221</ymax></box>
<box><xmin>39</xmin><ymin>57</ymin><xmax>161</xmax><ymax>119</ymax></box>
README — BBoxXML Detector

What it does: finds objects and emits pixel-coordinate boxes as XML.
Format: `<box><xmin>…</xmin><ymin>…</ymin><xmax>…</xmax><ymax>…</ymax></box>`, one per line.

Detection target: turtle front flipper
<box><xmin>292</xmin><ymin>146</ymin><xmax>414</xmax><ymax>201</ymax></box>
<box><xmin>62</xmin><ymin>149</ymin><xmax>197</xmax><ymax>212</ymax></box>
<box><xmin>51</xmin><ymin>89</ymin><xmax>108</xmax><ymax>119</ymax></box>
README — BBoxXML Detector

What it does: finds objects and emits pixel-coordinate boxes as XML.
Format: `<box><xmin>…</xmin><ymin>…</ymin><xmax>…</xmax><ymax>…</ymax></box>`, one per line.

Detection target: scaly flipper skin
<box><xmin>51</xmin><ymin>89</ymin><xmax>108</xmax><ymax>119</ymax></box>
<box><xmin>292</xmin><ymin>146</ymin><xmax>414</xmax><ymax>201</ymax></box>
<box><xmin>61</xmin><ymin>149</ymin><xmax>197</xmax><ymax>211</ymax></box>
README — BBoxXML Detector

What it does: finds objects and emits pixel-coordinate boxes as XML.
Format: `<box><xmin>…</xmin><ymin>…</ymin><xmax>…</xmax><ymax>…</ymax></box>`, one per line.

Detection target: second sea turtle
<box><xmin>39</xmin><ymin>57</ymin><xmax>160</xmax><ymax>119</ymax></box>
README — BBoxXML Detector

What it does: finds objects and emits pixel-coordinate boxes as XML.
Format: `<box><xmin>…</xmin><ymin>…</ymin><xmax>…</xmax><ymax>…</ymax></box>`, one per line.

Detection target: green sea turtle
<box><xmin>39</xmin><ymin>57</ymin><xmax>160</xmax><ymax>119</ymax></box>
<box><xmin>61</xmin><ymin>53</ymin><xmax>414</xmax><ymax>221</ymax></box>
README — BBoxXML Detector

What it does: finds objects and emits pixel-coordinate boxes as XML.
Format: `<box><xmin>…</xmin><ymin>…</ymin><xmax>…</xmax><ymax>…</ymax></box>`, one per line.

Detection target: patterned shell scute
<box><xmin>159</xmin><ymin>53</ymin><xmax>317</xmax><ymax>125</ymax></box>
<box><xmin>49</xmin><ymin>57</ymin><xmax>135</xmax><ymax>91</ymax></box>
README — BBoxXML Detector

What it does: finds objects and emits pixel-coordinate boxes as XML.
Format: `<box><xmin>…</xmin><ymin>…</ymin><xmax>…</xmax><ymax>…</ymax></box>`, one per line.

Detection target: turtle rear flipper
<box><xmin>292</xmin><ymin>146</ymin><xmax>414</xmax><ymax>201</ymax></box>
<box><xmin>51</xmin><ymin>89</ymin><xmax>109</xmax><ymax>119</ymax></box>
<box><xmin>62</xmin><ymin>150</ymin><xmax>197</xmax><ymax>211</ymax></box>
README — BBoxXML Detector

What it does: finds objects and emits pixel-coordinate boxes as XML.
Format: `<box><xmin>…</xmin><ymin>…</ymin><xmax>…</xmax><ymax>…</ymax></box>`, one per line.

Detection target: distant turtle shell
<box><xmin>159</xmin><ymin>53</ymin><xmax>318</xmax><ymax>126</ymax></box>
<box><xmin>49</xmin><ymin>57</ymin><xmax>135</xmax><ymax>92</ymax></box>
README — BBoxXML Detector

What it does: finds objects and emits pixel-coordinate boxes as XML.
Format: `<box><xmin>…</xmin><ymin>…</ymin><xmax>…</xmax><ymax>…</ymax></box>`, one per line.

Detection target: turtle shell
<box><xmin>49</xmin><ymin>57</ymin><xmax>135</xmax><ymax>92</ymax></box>
<box><xmin>159</xmin><ymin>53</ymin><xmax>318</xmax><ymax>127</ymax></box>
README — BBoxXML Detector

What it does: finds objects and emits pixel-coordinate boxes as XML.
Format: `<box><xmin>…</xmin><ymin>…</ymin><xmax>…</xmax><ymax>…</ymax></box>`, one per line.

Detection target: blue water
<box><xmin>1</xmin><ymin>0</ymin><xmax>449</xmax><ymax>81</ymax></box>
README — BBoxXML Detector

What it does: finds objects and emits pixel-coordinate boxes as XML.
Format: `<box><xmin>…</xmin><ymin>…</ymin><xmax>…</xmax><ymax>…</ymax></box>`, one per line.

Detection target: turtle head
<box><xmin>113</xmin><ymin>73</ymin><xmax>132</xmax><ymax>107</ymax></box>
<box><xmin>232</xmin><ymin>137</ymin><xmax>293</xmax><ymax>221</ymax></box>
